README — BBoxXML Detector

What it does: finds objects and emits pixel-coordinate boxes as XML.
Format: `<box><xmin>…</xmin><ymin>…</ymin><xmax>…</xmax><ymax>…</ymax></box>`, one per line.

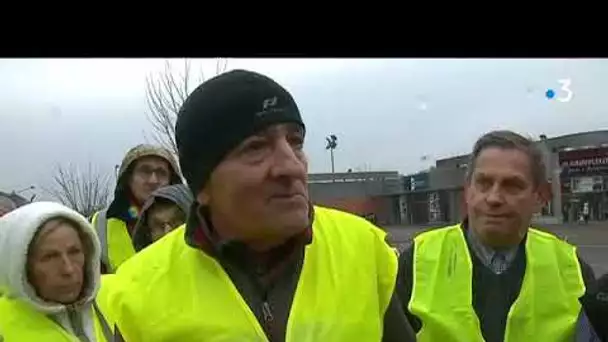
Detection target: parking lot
<box><xmin>386</xmin><ymin>222</ymin><xmax>608</xmax><ymax>276</ymax></box>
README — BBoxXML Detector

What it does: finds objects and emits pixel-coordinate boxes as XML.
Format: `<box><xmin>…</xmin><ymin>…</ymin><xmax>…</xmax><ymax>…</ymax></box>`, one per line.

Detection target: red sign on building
<box><xmin>559</xmin><ymin>146</ymin><xmax>608</xmax><ymax>176</ymax></box>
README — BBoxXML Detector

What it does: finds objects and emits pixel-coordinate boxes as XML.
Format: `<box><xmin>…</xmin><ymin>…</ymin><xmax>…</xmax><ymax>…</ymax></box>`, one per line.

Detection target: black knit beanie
<box><xmin>175</xmin><ymin>69</ymin><xmax>305</xmax><ymax>196</ymax></box>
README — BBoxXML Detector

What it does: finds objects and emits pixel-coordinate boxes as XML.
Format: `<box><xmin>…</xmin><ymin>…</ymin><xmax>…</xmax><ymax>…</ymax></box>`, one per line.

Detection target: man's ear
<box><xmin>463</xmin><ymin>180</ymin><xmax>472</xmax><ymax>205</ymax></box>
<box><xmin>196</xmin><ymin>186</ymin><xmax>210</xmax><ymax>206</ymax></box>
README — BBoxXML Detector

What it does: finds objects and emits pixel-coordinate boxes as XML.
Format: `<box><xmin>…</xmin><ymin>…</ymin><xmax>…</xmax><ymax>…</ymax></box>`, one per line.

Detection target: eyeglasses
<box><xmin>134</xmin><ymin>166</ymin><xmax>170</xmax><ymax>180</ymax></box>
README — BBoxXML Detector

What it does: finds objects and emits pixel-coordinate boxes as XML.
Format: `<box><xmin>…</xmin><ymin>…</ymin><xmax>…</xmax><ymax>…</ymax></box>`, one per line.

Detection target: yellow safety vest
<box><xmin>99</xmin><ymin>206</ymin><xmax>398</xmax><ymax>342</ymax></box>
<box><xmin>96</xmin><ymin>274</ymin><xmax>118</xmax><ymax>329</ymax></box>
<box><xmin>408</xmin><ymin>225</ymin><xmax>586</xmax><ymax>342</ymax></box>
<box><xmin>0</xmin><ymin>296</ymin><xmax>112</xmax><ymax>342</ymax></box>
<box><xmin>92</xmin><ymin>209</ymin><xmax>136</xmax><ymax>273</ymax></box>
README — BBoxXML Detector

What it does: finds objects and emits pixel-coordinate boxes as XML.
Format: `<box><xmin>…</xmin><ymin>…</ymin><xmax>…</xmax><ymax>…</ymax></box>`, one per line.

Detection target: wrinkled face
<box><xmin>129</xmin><ymin>156</ymin><xmax>172</xmax><ymax>204</ymax></box>
<box><xmin>27</xmin><ymin>219</ymin><xmax>86</xmax><ymax>304</ymax></box>
<box><xmin>199</xmin><ymin>123</ymin><xmax>309</xmax><ymax>250</ymax></box>
<box><xmin>147</xmin><ymin>202</ymin><xmax>186</xmax><ymax>242</ymax></box>
<box><xmin>465</xmin><ymin>147</ymin><xmax>544</xmax><ymax>248</ymax></box>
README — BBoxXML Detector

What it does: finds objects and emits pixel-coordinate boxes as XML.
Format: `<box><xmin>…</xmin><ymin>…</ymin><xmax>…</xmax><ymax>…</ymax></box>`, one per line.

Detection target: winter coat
<box><xmin>0</xmin><ymin>202</ymin><xmax>109</xmax><ymax>341</ymax></box>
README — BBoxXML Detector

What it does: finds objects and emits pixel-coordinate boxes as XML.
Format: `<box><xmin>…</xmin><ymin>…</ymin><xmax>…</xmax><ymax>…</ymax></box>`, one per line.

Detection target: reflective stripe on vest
<box><xmin>93</xmin><ymin>301</ymin><xmax>114</xmax><ymax>341</ymax></box>
<box><xmin>408</xmin><ymin>225</ymin><xmax>586</xmax><ymax>342</ymax></box>
<box><xmin>94</xmin><ymin>209</ymin><xmax>111</xmax><ymax>272</ymax></box>
<box><xmin>100</xmin><ymin>206</ymin><xmax>398</xmax><ymax>342</ymax></box>
<box><xmin>0</xmin><ymin>296</ymin><xmax>112</xmax><ymax>342</ymax></box>
<box><xmin>93</xmin><ymin>210</ymin><xmax>136</xmax><ymax>273</ymax></box>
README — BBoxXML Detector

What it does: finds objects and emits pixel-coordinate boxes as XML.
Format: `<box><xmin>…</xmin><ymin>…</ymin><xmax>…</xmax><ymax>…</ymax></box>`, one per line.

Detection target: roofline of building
<box><xmin>541</xmin><ymin>129</ymin><xmax>608</xmax><ymax>143</ymax></box>
<box><xmin>434</xmin><ymin>129</ymin><xmax>608</xmax><ymax>164</ymax></box>
<box><xmin>0</xmin><ymin>191</ymin><xmax>29</xmax><ymax>206</ymax></box>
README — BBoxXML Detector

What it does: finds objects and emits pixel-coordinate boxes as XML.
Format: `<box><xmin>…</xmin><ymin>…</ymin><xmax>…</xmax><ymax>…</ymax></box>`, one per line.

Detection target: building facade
<box><xmin>0</xmin><ymin>191</ymin><xmax>30</xmax><ymax>217</ymax></box>
<box><xmin>558</xmin><ymin>145</ymin><xmax>608</xmax><ymax>222</ymax></box>
<box><xmin>309</xmin><ymin>130</ymin><xmax>608</xmax><ymax>226</ymax></box>
<box><xmin>401</xmin><ymin>130</ymin><xmax>608</xmax><ymax>225</ymax></box>
<box><xmin>401</xmin><ymin>163</ymin><xmax>467</xmax><ymax>226</ymax></box>
<box><xmin>0</xmin><ymin>191</ymin><xmax>29</xmax><ymax>207</ymax></box>
<box><xmin>308</xmin><ymin>171</ymin><xmax>403</xmax><ymax>225</ymax></box>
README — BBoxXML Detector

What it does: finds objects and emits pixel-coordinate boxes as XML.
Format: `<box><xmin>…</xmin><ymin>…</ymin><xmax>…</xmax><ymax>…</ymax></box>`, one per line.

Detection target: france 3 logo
<box><xmin>545</xmin><ymin>79</ymin><xmax>573</xmax><ymax>103</ymax></box>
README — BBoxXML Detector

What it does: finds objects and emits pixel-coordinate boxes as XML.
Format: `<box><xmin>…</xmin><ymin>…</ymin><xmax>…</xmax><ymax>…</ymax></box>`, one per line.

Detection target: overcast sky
<box><xmin>1</xmin><ymin>58</ymin><xmax>607</xmax><ymax>199</ymax></box>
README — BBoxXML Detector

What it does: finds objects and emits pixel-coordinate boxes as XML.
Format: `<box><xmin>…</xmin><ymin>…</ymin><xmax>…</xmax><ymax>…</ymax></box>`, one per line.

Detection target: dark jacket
<box><xmin>594</xmin><ymin>273</ymin><xmax>608</xmax><ymax>341</ymax></box>
<box><xmin>396</xmin><ymin>223</ymin><xmax>606</xmax><ymax>342</ymax></box>
<box><xmin>182</xmin><ymin>204</ymin><xmax>416</xmax><ymax>342</ymax></box>
<box><xmin>132</xmin><ymin>184</ymin><xmax>193</xmax><ymax>252</ymax></box>
<box><xmin>576</xmin><ymin>311</ymin><xmax>602</xmax><ymax>342</ymax></box>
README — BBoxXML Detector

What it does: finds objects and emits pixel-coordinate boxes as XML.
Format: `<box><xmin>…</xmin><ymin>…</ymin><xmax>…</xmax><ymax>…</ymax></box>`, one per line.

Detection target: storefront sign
<box><xmin>404</xmin><ymin>172</ymin><xmax>429</xmax><ymax>192</ymax></box>
<box><xmin>559</xmin><ymin>147</ymin><xmax>608</xmax><ymax>176</ymax></box>
<box><xmin>571</xmin><ymin>176</ymin><xmax>596</xmax><ymax>193</ymax></box>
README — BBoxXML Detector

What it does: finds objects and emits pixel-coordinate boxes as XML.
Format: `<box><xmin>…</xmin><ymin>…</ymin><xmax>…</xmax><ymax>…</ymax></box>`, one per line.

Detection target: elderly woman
<box><xmin>0</xmin><ymin>202</ymin><xmax>112</xmax><ymax>341</ymax></box>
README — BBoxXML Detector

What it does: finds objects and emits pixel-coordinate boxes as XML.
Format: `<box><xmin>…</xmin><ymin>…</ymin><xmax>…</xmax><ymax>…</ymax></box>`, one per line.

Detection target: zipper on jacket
<box><xmin>262</xmin><ymin>301</ymin><xmax>274</xmax><ymax>323</ymax></box>
<box><xmin>66</xmin><ymin>305</ymin><xmax>91</xmax><ymax>342</ymax></box>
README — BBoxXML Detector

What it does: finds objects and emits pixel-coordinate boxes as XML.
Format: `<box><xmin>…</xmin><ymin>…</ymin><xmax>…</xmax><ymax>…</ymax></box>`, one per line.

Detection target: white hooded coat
<box><xmin>0</xmin><ymin>202</ymin><xmax>103</xmax><ymax>341</ymax></box>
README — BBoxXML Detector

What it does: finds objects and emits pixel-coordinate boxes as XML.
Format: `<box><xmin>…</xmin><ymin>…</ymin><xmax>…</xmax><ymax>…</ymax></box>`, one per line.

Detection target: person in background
<box><xmin>396</xmin><ymin>130</ymin><xmax>606</xmax><ymax>342</ymax></box>
<box><xmin>96</xmin><ymin>70</ymin><xmax>415</xmax><ymax>342</ymax></box>
<box><xmin>0</xmin><ymin>197</ymin><xmax>16</xmax><ymax>218</ymax></box>
<box><xmin>132</xmin><ymin>184</ymin><xmax>193</xmax><ymax>251</ymax></box>
<box><xmin>0</xmin><ymin>202</ymin><xmax>112</xmax><ymax>341</ymax></box>
<box><xmin>91</xmin><ymin>144</ymin><xmax>182</xmax><ymax>273</ymax></box>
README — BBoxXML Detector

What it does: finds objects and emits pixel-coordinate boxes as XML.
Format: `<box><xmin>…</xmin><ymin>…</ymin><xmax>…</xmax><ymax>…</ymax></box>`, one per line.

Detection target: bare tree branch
<box><xmin>44</xmin><ymin>163</ymin><xmax>112</xmax><ymax>218</ymax></box>
<box><xmin>145</xmin><ymin>58</ymin><xmax>228</xmax><ymax>155</ymax></box>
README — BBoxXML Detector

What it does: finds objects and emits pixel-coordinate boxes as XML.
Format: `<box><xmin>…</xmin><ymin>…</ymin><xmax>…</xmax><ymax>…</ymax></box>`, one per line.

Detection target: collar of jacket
<box><xmin>462</xmin><ymin>218</ymin><xmax>521</xmax><ymax>269</ymax></box>
<box><xmin>184</xmin><ymin>203</ymin><xmax>314</xmax><ymax>261</ymax></box>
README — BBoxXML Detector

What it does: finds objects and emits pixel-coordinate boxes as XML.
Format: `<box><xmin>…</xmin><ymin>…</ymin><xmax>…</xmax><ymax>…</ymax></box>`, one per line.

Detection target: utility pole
<box><xmin>325</xmin><ymin>134</ymin><xmax>338</xmax><ymax>177</ymax></box>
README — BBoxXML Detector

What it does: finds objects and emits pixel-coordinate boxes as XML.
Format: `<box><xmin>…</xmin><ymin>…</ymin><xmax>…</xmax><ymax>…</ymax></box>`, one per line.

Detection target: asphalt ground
<box><xmin>384</xmin><ymin>222</ymin><xmax>608</xmax><ymax>277</ymax></box>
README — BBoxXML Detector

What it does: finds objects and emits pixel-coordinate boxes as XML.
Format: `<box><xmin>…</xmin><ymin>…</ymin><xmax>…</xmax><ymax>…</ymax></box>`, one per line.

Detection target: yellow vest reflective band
<box><xmin>92</xmin><ymin>209</ymin><xmax>136</xmax><ymax>273</ymax></box>
<box><xmin>0</xmin><ymin>296</ymin><xmax>112</xmax><ymax>342</ymax></box>
<box><xmin>100</xmin><ymin>206</ymin><xmax>397</xmax><ymax>342</ymax></box>
<box><xmin>408</xmin><ymin>225</ymin><xmax>586</xmax><ymax>342</ymax></box>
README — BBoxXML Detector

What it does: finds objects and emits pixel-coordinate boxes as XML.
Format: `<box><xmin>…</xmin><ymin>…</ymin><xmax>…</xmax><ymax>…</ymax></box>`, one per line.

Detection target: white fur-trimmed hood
<box><xmin>0</xmin><ymin>201</ymin><xmax>101</xmax><ymax>314</ymax></box>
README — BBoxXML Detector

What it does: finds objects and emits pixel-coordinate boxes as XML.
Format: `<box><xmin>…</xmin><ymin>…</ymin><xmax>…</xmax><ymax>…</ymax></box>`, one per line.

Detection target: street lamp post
<box><xmin>325</xmin><ymin>134</ymin><xmax>338</xmax><ymax>176</ymax></box>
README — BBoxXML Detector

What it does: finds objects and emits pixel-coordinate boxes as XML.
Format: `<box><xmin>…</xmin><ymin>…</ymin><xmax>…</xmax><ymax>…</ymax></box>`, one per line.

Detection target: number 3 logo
<box><xmin>557</xmin><ymin>79</ymin><xmax>573</xmax><ymax>102</ymax></box>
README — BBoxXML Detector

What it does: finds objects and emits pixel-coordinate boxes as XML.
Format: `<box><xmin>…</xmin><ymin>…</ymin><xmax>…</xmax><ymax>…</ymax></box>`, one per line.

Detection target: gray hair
<box><xmin>466</xmin><ymin>130</ymin><xmax>546</xmax><ymax>187</ymax></box>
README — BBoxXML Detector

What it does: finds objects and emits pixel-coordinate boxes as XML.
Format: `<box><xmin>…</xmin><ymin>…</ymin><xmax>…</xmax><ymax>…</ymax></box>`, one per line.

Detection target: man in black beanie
<box><xmin>98</xmin><ymin>69</ymin><xmax>415</xmax><ymax>342</ymax></box>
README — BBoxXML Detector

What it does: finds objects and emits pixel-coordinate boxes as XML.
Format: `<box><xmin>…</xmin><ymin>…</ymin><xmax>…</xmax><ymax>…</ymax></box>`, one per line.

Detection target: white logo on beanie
<box><xmin>262</xmin><ymin>96</ymin><xmax>278</xmax><ymax>110</ymax></box>
<box><xmin>256</xmin><ymin>96</ymin><xmax>283</xmax><ymax>118</ymax></box>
